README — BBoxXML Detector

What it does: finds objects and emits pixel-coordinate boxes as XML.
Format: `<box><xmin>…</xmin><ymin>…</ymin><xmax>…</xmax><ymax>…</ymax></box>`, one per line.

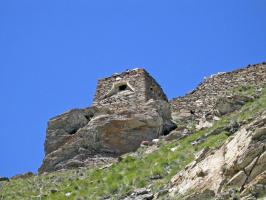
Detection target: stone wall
<box><xmin>145</xmin><ymin>72</ymin><xmax>168</xmax><ymax>102</ymax></box>
<box><xmin>171</xmin><ymin>62</ymin><xmax>266</xmax><ymax>119</ymax></box>
<box><xmin>93</xmin><ymin>68</ymin><xmax>167</xmax><ymax>111</ymax></box>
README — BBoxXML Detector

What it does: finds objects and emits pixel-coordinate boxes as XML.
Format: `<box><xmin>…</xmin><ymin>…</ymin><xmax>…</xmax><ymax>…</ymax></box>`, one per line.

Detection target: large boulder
<box><xmin>39</xmin><ymin>100</ymin><xmax>175</xmax><ymax>173</ymax></box>
<box><xmin>215</xmin><ymin>95</ymin><xmax>253</xmax><ymax>116</ymax></box>
<box><xmin>44</xmin><ymin>108</ymin><xmax>95</xmax><ymax>154</ymax></box>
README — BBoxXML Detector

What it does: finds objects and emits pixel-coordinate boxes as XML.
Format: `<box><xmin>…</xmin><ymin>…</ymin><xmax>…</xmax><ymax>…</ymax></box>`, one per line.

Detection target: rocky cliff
<box><xmin>170</xmin><ymin>111</ymin><xmax>266</xmax><ymax>199</ymax></box>
<box><xmin>39</xmin><ymin>69</ymin><xmax>176</xmax><ymax>173</ymax></box>
<box><xmin>1</xmin><ymin>63</ymin><xmax>265</xmax><ymax>200</ymax></box>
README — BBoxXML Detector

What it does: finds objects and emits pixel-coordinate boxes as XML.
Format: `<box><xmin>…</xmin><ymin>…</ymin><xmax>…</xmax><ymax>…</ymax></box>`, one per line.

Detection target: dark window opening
<box><xmin>119</xmin><ymin>85</ymin><xmax>127</xmax><ymax>91</ymax></box>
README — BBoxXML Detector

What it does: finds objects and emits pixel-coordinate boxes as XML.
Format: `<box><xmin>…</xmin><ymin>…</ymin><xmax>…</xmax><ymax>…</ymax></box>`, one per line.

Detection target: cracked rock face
<box><xmin>44</xmin><ymin>108</ymin><xmax>95</xmax><ymax>155</ymax></box>
<box><xmin>170</xmin><ymin>112</ymin><xmax>266</xmax><ymax>199</ymax></box>
<box><xmin>39</xmin><ymin>100</ymin><xmax>175</xmax><ymax>174</ymax></box>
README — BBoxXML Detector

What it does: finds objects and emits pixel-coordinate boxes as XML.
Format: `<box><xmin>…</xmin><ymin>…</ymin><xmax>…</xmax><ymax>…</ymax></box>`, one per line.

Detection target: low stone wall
<box><xmin>171</xmin><ymin>62</ymin><xmax>266</xmax><ymax>119</ymax></box>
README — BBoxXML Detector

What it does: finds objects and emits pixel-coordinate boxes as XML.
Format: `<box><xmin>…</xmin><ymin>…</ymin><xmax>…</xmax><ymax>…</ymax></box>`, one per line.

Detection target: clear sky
<box><xmin>0</xmin><ymin>0</ymin><xmax>265</xmax><ymax>177</ymax></box>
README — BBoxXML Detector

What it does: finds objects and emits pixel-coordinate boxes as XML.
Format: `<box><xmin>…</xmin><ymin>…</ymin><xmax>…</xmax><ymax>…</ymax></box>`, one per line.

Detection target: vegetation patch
<box><xmin>1</xmin><ymin>86</ymin><xmax>265</xmax><ymax>200</ymax></box>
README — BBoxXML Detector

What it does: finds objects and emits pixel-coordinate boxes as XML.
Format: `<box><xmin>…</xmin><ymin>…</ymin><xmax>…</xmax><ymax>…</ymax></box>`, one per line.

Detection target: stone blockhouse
<box><xmin>93</xmin><ymin>68</ymin><xmax>168</xmax><ymax>111</ymax></box>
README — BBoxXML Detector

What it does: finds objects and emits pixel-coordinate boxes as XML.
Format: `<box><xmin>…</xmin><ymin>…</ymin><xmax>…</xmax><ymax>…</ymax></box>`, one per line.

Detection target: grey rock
<box><xmin>45</xmin><ymin>108</ymin><xmax>95</xmax><ymax>155</ymax></box>
<box><xmin>225</xmin><ymin>120</ymin><xmax>240</xmax><ymax>135</ymax></box>
<box><xmin>172</xmin><ymin>109</ymin><xmax>193</xmax><ymax>122</ymax></box>
<box><xmin>150</xmin><ymin>174</ymin><xmax>163</xmax><ymax>180</ymax></box>
<box><xmin>215</xmin><ymin>95</ymin><xmax>253</xmax><ymax>116</ymax></box>
<box><xmin>170</xmin><ymin>112</ymin><xmax>266</xmax><ymax>198</ymax></box>
<box><xmin>164</xmin><ymin>130</ymin><xmax>184</xmax><ymax>141</ymax></box>
<box><xmin>134</xmin><ymin>188</ymin><xmax>150</xmax><ymax>195</ymax></box>
<box><xmin>226</xmin><ymin>170</ymin><xmax>247</xmax><ymax>188</ymax></box>
<box><xmin>252</xmin><ymin>127</ymin><xmax>266</xmax><ymax>140</ymax></box>
<box><xmin>124</xmin><ymin>188</ymin><xmax>154</xmax><ymax>200</ymax></box>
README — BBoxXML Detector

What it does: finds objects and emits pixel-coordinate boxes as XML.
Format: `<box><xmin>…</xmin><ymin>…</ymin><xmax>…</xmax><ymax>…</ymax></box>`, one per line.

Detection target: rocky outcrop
<box><xmin>171</xmin><ymin>62</ymin><xmax>266</xmax><ymax>126</ymax></box>
<box><xmin>44</xmin><ymin>108</ymin><xmax>95</xmax><ymax>155</ymax></box>
<box><xmin>215</xmin><ymin>95</ymin><xmax>254</xmax><ymax>116</ymax></box>
<box><xmin>39</xmin><ymin>99</ymin><xmax>175</xmax><ymax>173</ymax></box>
<box><xmin>39</xmin><ymin>69</ymin><xmax>176</xmax><ymax>174</ymax></box>
<box><xmin>169</xmin><ymin>111</ymin><xmax>266</xmax><ymax>199</ymax></box>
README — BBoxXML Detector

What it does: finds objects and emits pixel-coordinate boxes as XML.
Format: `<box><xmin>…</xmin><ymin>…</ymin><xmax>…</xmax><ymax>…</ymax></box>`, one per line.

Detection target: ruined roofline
<box><xmin>97</xmin><ymin>68</ymin><xmax>146</xmax><ymax>82</ymax></box>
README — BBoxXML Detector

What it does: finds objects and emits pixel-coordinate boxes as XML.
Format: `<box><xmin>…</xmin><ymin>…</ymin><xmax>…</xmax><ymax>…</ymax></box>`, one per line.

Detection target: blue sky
<box><xmin>0</xmin><ymin>0</ymin><xmax>265</xmax><ymax>177</ymax></box>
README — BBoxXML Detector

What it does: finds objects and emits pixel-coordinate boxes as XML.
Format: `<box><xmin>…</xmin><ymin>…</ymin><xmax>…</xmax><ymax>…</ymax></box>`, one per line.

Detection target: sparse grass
<box><xmin>222</xmin><ymin>85</ymin><xmax>266</xmax><ymax>123</ymax></box>
<box><xmin>0</xmin><ymin>127</ymin><xmax>231</xmax><ymax>200</ymax></box>
<box><xmin>231</xmin><ymin>85</ymin><xmax>257</xmax><ymax>96</ymax></box>
<box><xmin>0</xmin><ymin>129</ymin><xmax>228</xmax><ymax>200</ymax></box>
<box><xmin>1</xmin><ymin>85</ymin><xmax>265</xmax><ymax>200</ymax></box>
<box><xmin>236</xmin><ymin>87</ymin><xmax>266</xmax><ymax>122</ymax></box>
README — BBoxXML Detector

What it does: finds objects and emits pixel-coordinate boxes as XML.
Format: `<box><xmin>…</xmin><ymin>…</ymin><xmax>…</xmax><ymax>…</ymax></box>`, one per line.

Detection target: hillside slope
<box><xmin>0</xmin><ymin>64</ymin><xmax>265</xmax><ymax>200</ymax></box>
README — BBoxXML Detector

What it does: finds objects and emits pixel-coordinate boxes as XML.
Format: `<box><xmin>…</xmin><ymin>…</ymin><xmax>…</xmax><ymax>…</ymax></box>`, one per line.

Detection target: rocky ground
<box><xmin>0</xmin><ymin>64</ymin><xmax>265</xmax><ymax>200</ymax></box>
<box><xmin>170</xmin><ymin>111</ymin><xmax>266</xmax><ymax>200</ymax></box>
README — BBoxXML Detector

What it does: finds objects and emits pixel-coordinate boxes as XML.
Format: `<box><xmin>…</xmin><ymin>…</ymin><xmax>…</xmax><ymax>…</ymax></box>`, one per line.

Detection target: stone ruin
<box><xmin>93</xmin><ymin>68</ymin><xmax>167</xmax><ymax>111</ymax></box>
<box><xmin>39</xmin><ymin>68</ymin><xmax>176</xmax><ymax>173</ymax></box>
<box><xmin>170</xmin><ymin>62</ymin><xmax>266</xmax><ymax>130</ymax></box>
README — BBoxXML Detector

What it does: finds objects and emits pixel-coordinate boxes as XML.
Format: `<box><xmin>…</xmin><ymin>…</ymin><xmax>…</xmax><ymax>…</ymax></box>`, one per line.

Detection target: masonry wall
<box><xmin>93</xmin><ymin>69</ymin><xmax>147</xmax><ymax>111</ymax></box>
<box><xmin>93</xmin><ymin>69</ymin><xmax>168</xmax><ymax>112</ymax></box>
<box><xmin>144</xmin><ymin>71</ymin><xmax>168</xmax><ymax>102</ymax></box>
<box><xmin>171</xmin><ymin>62</ymin><xmax>266</xmax><ymax>117</ymax></box>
